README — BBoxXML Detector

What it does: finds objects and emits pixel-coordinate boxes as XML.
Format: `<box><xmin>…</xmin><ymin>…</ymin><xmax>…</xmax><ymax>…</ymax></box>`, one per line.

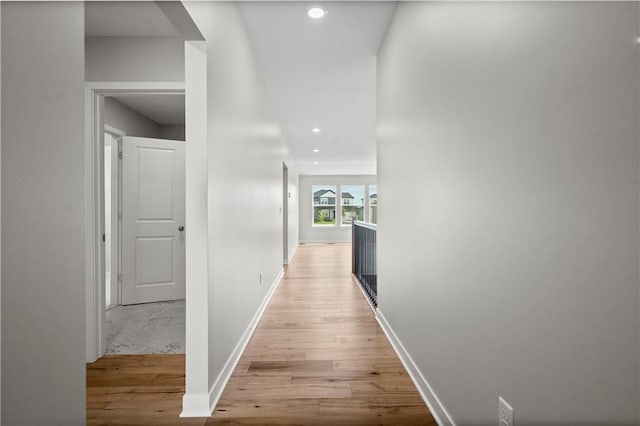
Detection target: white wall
<box><xmin>86</xmin><ymin>37</ymin><xmax>184</xmax><ymax>82</ymax></box>
<box><xmin>286</xmin><ymin>166</ymin><xmax>299</xmax><ymax>262</ymax></box>
<box><xmin>2</xmin><ymin>3</ymin><xmax>85</xmax><ymax>424</ymax></box>
<box><xmin>159</xmin><ymin>124</ymin><xmax>186</xmax><ymax>141</ymax></box>
<box><xmin>377</xmin><ymin>2</ymin><xmax>640</xmax><ymax>424</ymax></box>
<box><xmin>182</xmin><ymin>1</ymin><xmax>299</xmax><ymax>413</ymax></box>
<box><xmin>104</xmin><ymin>97</ymin><xmax>160</xmax><ymax>138</ymax></box>
<box><xmin>299</xmin><ymin>175</ymin><xmax>376</xmax><ymax>243</ymax></box>
<box><xmin>182</xmin><ymin>39</ymin><xmax>209</xmax><ymax>415</ymax></box>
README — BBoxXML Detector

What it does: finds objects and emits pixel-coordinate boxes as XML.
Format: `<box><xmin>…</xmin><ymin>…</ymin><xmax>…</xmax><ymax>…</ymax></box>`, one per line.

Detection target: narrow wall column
<box><xmin>182</xmin><ymin>40</ymin><xmax>211</xmax><ymax>416</ymax></box>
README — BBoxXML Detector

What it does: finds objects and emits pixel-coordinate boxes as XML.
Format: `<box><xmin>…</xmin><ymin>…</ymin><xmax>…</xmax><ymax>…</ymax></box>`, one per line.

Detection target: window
<box><xmin>341</xmin><ymin>185</ymin><xmax>365</xmax><ymax>225</ymax></box>
<box><xmin>369</xmin><ymin>185</ymin><xmax>377</xmax><ymax>224</ymax></box>
<box><xmin>312</xmin><ymin>185</ymin><xmax>336</xmax><ymax>225</ymax></box>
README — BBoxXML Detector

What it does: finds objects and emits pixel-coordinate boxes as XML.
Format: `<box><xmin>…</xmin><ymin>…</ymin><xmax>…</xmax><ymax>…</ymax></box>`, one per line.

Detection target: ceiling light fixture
<box><xmin>308</xmin><ymin>7</ymin><xmax>327</xmax><ymax>19</ymax></box>
<box><xmin>313</xmin><ymin>148</ymin><xmax>320</xmax><ymax>153</ymax></box>
<box><xmin>313</xmin><ymin>161</ymin><xmax>319</xmax><ymax>165</ymax></box>
<box><xmin>312</xmin><ymin>127</ymin><xmax>321</xmax><ymax>133</ymax></box>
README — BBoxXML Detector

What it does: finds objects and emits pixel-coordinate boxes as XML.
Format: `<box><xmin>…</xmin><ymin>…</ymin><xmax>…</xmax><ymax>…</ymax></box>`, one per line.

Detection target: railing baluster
<box><xmin>352</xmin><ymin>221</ymin><xmax>377</xmax><ymax>307</ymax></box>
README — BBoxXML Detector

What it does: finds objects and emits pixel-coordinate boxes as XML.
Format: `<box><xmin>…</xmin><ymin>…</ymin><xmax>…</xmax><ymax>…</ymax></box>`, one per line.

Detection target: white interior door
<box><xmin>121</xmin><ymin>136</ymin><xmax>185</xmax><ymax>305</ymax></box>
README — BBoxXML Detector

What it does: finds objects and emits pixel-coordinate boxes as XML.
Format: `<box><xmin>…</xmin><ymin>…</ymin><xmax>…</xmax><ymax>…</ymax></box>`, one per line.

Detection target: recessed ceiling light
<box><xmin>312</xmin><ymin>127</ymin><xmax>321</xmax><ymax>133</ymax></box>
<box><xmin>312</xmin><ymin>148</ymin><xmax>320</xmax><ymax>153</ymax></box>
<box><xmin>308</xmin><ymin>7</ymin><xmax>326</xmax><ymax>19</ymax></box>
<box><xmin>313</xmin><ymin>161</ymin><xmax>319</xmax><ymax>165</ymax></box>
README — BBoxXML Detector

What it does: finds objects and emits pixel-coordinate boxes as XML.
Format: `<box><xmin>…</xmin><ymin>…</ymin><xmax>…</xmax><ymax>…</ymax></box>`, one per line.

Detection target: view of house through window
<box><xmin>312</xmin><ymin>184</ymin><xmax>376</xmax><ymax>226</ymax></box>
<box><xmin>369</xmin><ymin>185</ymin><xmax>377</xmax><ymax>224</ymax></box>
<box><xmin>312</xmin><ymin>185</ymin><xmax>337</xmax><ymax>225</ymax></box>
<box><xmin>341</xmin><ymin>185</ymin><xmax>365</xmax><ymax>225</ymax></box>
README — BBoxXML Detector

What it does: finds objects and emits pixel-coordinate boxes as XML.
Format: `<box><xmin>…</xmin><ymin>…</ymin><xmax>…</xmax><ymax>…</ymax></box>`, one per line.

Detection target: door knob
<box><xmin>178</xmin><ymin>226</ymin><xmax>185</xmax><ymax>232</ymax></box>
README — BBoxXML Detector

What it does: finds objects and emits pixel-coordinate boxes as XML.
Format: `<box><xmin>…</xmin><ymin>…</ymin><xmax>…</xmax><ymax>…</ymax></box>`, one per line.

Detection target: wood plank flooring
<box><xmin>87</xmin><ymin>243</ymin><xmax>436</xmax><ymax>425</ymax></box>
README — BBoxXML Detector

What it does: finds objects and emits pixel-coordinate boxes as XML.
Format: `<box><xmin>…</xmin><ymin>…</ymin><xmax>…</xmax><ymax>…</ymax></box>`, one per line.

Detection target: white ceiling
<box><xmin>86</xmin><ymin>1</ymin><xmax>395</xmax><ymax>175</ymax></box>
<box><xmin>239</xmin><ymin>2</ymin><xmax>396</xmax><ymax>175</ymax></box>
<box><xmin>85</xmin><ymin>2</ymin><xmax>180</xmax><ymax>37</ymax></box>
<box><xmin>111</xmin><ymin>94</ymin><xmax>185</xmax><ymax>125</ymax></box>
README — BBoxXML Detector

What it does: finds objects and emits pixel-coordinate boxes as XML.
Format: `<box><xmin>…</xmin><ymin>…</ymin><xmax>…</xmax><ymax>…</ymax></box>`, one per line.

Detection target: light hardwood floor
<box><xmin>87</xmin><ymin>243</ymin><xmax>436</xmax><ymax>425</ymax></box>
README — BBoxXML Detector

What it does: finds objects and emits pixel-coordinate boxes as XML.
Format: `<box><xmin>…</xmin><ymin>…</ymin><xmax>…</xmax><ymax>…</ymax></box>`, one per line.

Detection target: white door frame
<box><xmin>104</xmin><ymin>125</ymin><xmax>124</xmax><ymax>311</ymax></box>
<box><xmin>84</xmin><ymin>81</ymin><xmax>185</xmax><ymax>362</ymax></box>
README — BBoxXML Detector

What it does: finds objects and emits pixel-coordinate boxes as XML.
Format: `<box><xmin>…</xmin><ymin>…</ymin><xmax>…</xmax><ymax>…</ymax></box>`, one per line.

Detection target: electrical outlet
<box><xmin>499</xmin><ymin>397</ymin><xmax>513</xmax><ymax>426</ymax></box>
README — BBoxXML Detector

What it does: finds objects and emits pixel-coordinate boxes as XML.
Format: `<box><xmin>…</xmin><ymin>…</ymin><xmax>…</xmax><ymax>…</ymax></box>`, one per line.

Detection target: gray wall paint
<box><xmin>159</xmin><ymin>124</ymin><xmax>185</xmax><ymax>141</ymax></box>
<box><xmin>86</xmin><ymin>37</ymin><xmax>184</xmax><ymax>82</ymax></box>
<box><xmin>377</xmin><ymin>2</ymin><xmax>640</xmax><ymax>424</ymax></box>
<box><xmin>299</xmin><ymin>175</ymin><xmax>376</xmax><ymax>243</ymax></box>
<box><xmin>183</xmin><ymin>1</ymin><xmax>299</xmax><ymax>392</ymax></box>
<box><xmin>2</xmin><ymin>3</ymin><xmax>85</xmax><ymax>424</ymax></box>
<box><xmin>104</xmin><ymin>97</ymin><xmax>160</xmax><ymax>138</ymax></box>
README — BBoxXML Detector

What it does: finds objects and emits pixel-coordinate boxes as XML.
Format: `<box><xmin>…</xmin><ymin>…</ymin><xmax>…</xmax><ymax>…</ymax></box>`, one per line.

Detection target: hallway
<box><xmin>87</xmin><ymin>243</ymin><xmax>435</xmax><ymax>425</ymax></box>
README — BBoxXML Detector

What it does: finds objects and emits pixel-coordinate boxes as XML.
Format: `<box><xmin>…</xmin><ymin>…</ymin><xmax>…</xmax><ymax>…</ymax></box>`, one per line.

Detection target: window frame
<box><xmin>340</xmin><ymin>184</ymin><xmax>366</xmax><ymax>227</ymax></box>
<box><xmin>369</xmin><ymin>184</ymin><xmax>377</xmax><ymax>225</ymax></box>
<box><xmin>311</xmin><ymin>183</ymin><xmax>377</xmax><ymax>228</ymax></box>
<box><xmin>312</xmin><ymin>185</ymin><xmax>338</xmax><ymax>227</ymax></box>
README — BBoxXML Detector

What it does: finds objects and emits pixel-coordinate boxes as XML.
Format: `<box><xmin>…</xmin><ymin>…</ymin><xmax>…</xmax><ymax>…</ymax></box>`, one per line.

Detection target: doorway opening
<box><xmin>103</xmin><ymin>94</ymin><xmax>186</xmax><ymax>355</ymax></box>
<box><xmin>86</xmin><ymin>84</ymin><xmax>187</xmax><ymax>361</ymax></box>
<box><xmin>283</xmin><ymin>162</ymin><xmax>289</xmax><ymax>264</ymax></box>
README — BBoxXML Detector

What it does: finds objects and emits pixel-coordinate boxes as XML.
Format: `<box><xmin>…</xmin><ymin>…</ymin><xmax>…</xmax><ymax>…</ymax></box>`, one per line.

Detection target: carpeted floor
<box><xmin>105</xmin><ymin>299</ymin><xmax>185</xmax><ymax>354</ymax></box>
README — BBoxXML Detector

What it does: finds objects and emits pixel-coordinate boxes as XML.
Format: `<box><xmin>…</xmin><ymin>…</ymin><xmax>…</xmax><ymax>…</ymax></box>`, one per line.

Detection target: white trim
<box><xmin>103</xmin><ymin>125</ymin><xmax>124</xmax><ymax>310</ymax></box>
<box><xmin>181</xmin><ymin>393</ymin><xmax>212</xmax><ymax>418</ymax></box>
<box><xmin>85</xmin><ymin>87</ymin><xmax>105</xmax><ymax>363</ymax></box>
<box><xmin>376</xmin><ymin>309</ymin><xmax>456</xmax><ymax>426</ymax></box>
<box><xmin>102</xmin><ymin>133</ymin><xmax>118</xmax><ymax>310</ymax></box>
<box><xmin>104</xmin><ymin>124</ymin><xmax>125</xmax><ymax>137</ymax></box>
<box><xmin>180</xmin><ymin>269</ymin><xmax>285</xmax><ymax>418</ymax></box>
<box><xmin>85</xmin><ymin>81</ymin><xmax>185</xmax><ymax>94</ymax></box>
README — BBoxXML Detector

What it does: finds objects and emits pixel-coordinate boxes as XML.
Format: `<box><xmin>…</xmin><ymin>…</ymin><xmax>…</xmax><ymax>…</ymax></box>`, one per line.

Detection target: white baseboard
<box><xmin>206</xmin><ymin>268</ymin><xmax>285</xmax><ymax>415</ymax></box>
<box><xmin>181</xmin><ymin>393</ymin><xmax>213</xmax><ymax>417</ymax></box>
<box><xmin>376</xmin><ymin>309</ymin><xmax>455</xmax><ymax>426</ymax></box>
